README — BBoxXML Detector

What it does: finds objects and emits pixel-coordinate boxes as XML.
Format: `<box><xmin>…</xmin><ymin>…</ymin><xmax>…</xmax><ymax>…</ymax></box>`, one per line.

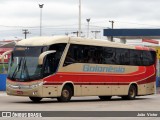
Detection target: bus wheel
<box><xmin>122</xmin><ymin>85</ymin><xmax>137</xmax><ymax>100</ymax></box>
<box><xmin>99</xmin><ymin>96</ymin><xmax>112</xmax><ymax>101</ymax></box>
<box><xmin>29</xmin><ymin>97</ymin><xmax>42</xmax><ymax>102</ymax></box>
<box><xmin>57</xmin><ymin>85</ymin><xmax>72</xmax><ymax>102</ymax></box>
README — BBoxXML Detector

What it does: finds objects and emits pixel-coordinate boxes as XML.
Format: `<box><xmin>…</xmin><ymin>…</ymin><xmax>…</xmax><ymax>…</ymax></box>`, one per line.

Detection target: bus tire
<box><xmin>99</xmin><ymin>96</ymin><xmax>112</xmax><ymax>101</ymax></box>
<box><xmin>57</xmin><ymin>85</ymin><xmax>72</xmax><ymax>102</ymax></box>
<box><xmin>29</xmin><ymin>97</ymin><xmax>42</xmax><ymax>102</ymax></box>
<box><xmin>122</xmin><ymin>85</ymin><xmax>137</xmax><ymax>100</ymax></box>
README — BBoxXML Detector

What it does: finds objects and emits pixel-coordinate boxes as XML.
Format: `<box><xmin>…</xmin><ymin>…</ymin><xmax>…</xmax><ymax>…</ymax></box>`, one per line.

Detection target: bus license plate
<box><xmin>16</xmin><ymin>91</ymin><xmax>23</xmax><ymax>95</ymax></box>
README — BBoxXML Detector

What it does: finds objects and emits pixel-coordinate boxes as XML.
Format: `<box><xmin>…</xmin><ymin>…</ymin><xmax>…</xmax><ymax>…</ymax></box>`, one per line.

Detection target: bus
<box><xmin>6</xmin><ymin>36</ymin><xmax>156</xmax><ymax>102</ymax></box>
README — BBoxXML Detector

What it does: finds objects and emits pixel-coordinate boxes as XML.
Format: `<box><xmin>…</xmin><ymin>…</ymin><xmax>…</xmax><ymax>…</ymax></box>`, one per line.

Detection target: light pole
<box><xmin>109</xmin><ymin>20</ymin><xmax>114</xmax><ymax>42</ymax></box>
<box><xmin>109</xmin><ymin>20</ymin><xmax>114</xmax><ymax>29</ymax></box>
<box><xmin>86</xmin><ymin>18</ymin><xmax>90</xmax><ymax>38</ymax></box>
<box><xmin>39</xmin><ymin>4</ymin><xmax>44</xmax><ymax>36</ymax></box>
<box><xmin>78</xmin><ymin>0</ymin><xmax>81</xmax><ymax>37</ymax></box>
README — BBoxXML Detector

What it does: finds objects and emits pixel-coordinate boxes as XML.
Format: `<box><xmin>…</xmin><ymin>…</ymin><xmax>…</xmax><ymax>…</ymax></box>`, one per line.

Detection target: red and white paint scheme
<box><xmin>6</xmin><ymin>36</ymin><xmax>156</xmax><ymax>102</ymax></box>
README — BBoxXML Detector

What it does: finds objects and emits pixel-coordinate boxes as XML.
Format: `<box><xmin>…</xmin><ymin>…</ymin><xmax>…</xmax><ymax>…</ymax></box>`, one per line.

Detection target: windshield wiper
<box><xmin>11</xmin><ymin>57</ymin><xmax>23</xmax><ymax>80</ymax></box>
<box><xmin>21</xmin><ymin>57</ymin><xmax>30</xmax><ymax>80</ymax></box>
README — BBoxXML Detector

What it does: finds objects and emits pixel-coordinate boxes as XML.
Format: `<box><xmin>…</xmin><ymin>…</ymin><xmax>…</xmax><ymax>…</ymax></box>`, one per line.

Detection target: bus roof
<box><xmin>16</xmin><ymin>36</ymin><xmax>153</xmax><ymax>50</ymax></box>
<box><xmin>16</xmin><ymin>36</ymin><xmax>69</xmax><ymax>46</ymax></box>
<box><xmin>69</xmin><ymin>37</ymin><xmax>135</xmax><ymax>49</ymax></box>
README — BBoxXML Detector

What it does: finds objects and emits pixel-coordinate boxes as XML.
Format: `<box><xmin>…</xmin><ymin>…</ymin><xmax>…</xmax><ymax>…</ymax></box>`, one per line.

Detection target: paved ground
<box><xmin>0</xmin><ymin>89</ymin><xmax>160</xmax><ymax>120</ymax></box>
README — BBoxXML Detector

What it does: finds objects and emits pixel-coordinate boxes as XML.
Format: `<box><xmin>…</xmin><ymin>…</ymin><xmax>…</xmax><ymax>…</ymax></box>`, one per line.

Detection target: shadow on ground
<box><xmin>10</xmin><ymin>97</ymin><xmax>149</xmax><ymax>104</ymax></box>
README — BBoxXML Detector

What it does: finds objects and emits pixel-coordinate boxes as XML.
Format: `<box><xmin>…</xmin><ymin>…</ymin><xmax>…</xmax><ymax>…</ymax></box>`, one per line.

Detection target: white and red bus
<box><xmin>6</xmin><ymin>36</ymin><xmax>156</xmax><ymax>102</ymax></box>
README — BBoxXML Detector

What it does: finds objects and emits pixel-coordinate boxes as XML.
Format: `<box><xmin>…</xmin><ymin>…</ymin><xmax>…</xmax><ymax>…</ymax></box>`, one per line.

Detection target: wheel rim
<box><xmin>62</xmin><ymin>89</ymin><xmax>69</xmax><ymax>98</ymax></box>
<box><xmin>129</xmin><ymin>88</ymin><xmax>135</xmax><ymax>98</ymax></box>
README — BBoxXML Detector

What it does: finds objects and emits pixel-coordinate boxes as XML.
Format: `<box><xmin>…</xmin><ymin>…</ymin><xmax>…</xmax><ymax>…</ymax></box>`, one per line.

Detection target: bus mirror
<box><xmin>38</xmin><ymin>50</ymin><xmax>56</xmax><ymax>65</ymax></box>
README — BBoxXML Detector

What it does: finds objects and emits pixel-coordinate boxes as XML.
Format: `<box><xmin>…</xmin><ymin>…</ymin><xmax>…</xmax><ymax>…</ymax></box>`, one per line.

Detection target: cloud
<box><xmin>1</xmin><ymin>0</ymin><xmax>160</xmax><ymax>39</ymax></box>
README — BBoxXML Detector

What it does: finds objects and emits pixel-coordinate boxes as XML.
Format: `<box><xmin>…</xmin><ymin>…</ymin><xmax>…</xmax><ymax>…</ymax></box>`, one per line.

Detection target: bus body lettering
<box><xmin>83</xmin><ymin>65</ymin><xmax>125</xmax><ymax>73</ymax></box>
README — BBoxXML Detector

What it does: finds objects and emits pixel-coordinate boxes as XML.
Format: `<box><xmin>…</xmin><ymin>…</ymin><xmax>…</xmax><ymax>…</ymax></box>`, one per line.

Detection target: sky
<box><xmin>1</xmin><ymin>0</ymin><xmax>160</xmax><ymax>40</ymax></box>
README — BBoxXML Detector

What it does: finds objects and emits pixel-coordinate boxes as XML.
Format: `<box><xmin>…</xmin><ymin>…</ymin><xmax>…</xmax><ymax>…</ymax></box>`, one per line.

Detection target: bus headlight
<box><xmin>32</xmin><ymin>91</ymin><xmax>38</xmax><ymax>95</ymax></box>
<box><xmin>7</xmin><ymin>81</ymin><xmax>46</xmax><ymax>90</ymax></box>
<box><xmin>30</xmin><ymin>81</ymin><xmax>45</xmax><ymax>89</ymax></box>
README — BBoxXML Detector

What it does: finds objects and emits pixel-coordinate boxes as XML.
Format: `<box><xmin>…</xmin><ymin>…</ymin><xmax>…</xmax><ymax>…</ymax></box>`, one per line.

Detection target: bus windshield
<box><xmin>7</xmin><ymin>46</ymin><xmax>47</xmax><ymax>81</ymax></box>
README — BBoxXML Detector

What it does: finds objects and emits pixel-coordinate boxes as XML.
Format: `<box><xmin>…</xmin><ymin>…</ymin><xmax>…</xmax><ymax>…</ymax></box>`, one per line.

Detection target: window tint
<box><xmin>43</xmin><ymin>43</ymin><xmax>66</xmax><ymax>76</ymax></box>
<box><xmin>142</xmin><ymin>51</ymin><xmax>156</xmax><ymax>66</ymax></box>
<box><xmin>64</xmin><ymin>45</ymin><xmax>95</xmax><ymax>66</ymax></box>
<box><xmin>130</xmin><ymin>50</ymin><xmax>143</xmax><ymax>66</ymax></box>
<box><xmin>64</xmin><ymin>44</ymin><xmax>156</xmax><ymax>66</ymax></box>
<box><xmin>115</xmin><ymin>48</ymin><xmax>130</xmax><ymax>65</ymax></box>
<box><xmin>102</xmin><ymin>47</ymin><xmax>115</xmax><ymax>64</ymax></box>
<box><xmin>94</xmin><ymin>47</ymin><xmax>103</xmax><ymax>64</ymax></box>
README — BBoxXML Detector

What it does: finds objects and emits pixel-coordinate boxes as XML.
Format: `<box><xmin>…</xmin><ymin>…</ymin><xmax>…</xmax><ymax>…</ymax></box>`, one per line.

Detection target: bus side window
<box><xmin>77</xmin><ymin>46</ymin><xmax>84</xmax><ymax>63</ymax></box>
<box><xmin>116</xmin><ymin>48</ymin><xmax>130</xmax><ymax>65</ymax></box>
<box><xmin>64</xmin><ymin>45</ymin><xmax>76</xmax><ymax>66</ymax></box>
<box><xmin>44</xmin><ymin>43</ymin><xmax>66</xmax><ymax>74</ymax></box>
<box><xmin>94</xmin><ymin>46</ymin><xmax>103</xmax><ymax>64</ymax></box>
<box><xmin>102</xmin><ymin>47</ymin><xmax>116</xmax><ymax>64</ymax></box>
<box><xmin>130</xmin><ymin>50</ymin><xmax>143</xmax><ymax>66</ymax></box>
<box><xmin>83</xmin><ymin>47</ymin><xmax>89</xmax><ymax>63</ymax></box>
<box><xmin>87</xmin><ymin>47</ymin><xmax>95</xmax><ymax>63</ymax></box>
<box><xmin>142</xmin><ymin>51</ymin><xmax>156</xmax><ymax>66</ymax></box>
<box><xmin>43</xmin><ymin>53</ymin><xmax>55</xmax><ymax>76</ymax></box>
<box><xmin>82</xmin><ymin>46</ymin><xmax>98</xmax><ymax>64</ymax></box>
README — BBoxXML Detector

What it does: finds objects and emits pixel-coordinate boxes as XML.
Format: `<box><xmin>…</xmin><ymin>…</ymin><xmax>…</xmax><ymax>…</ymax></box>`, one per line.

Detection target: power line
<box><xmin>0</xmin><ymin>24</ymin><xmax>106</xmax><ymax>32</ymax></box>
<box><xmin>1</xmin><ymin>20</ymin><xmax>160</xmax><ymax>29</ymax></box>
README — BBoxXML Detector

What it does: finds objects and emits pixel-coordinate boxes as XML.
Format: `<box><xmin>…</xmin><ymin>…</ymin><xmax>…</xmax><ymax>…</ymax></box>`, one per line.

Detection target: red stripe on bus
<box><xmin>43</xmin><ymin>73</ymin><xmax>155</xmax><ymax>86</ymax></box>
<box><xmin>43</xmin><ymin>82</ymin><xmax>129</xmax><ymax>86</ymax></box>
<box><xmin>74</xmin><ymin>83</ymin><xmax>129</xmax><ymax>85</ymax></box>
<box><xmin>43</xmin><ymin>83</ymin><xmax>62</xmax><ymax>85</ymax></box>
<box><xmin>137</xmin><ymin>76</ymin><xmax>155</xmax><ymax>84</ymax></box>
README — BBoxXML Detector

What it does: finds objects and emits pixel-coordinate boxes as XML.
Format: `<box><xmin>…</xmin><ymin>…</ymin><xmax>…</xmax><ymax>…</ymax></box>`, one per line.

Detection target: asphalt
<box><xmin>0</xmin><ymin>87</ymin><xmax>160</xmax><ymax>120</ymax></box>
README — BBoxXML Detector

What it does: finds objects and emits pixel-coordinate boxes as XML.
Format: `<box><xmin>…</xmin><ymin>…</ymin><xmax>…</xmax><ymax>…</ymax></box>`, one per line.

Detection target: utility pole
<box><xmin>109</xmin><ymin>20</ymin><xmax>114</xmax><ymax>42</ymax></box>
<box><xmin>22</xmin><ymin>29</ymin><xmax>30</xmax><ymax>39</ymax></box>
<box><xmin>91</xmin><ymin>31</ymin><xmax>100</xmax><ymax>39</ymax></box>
<box><xmin>72</xmin><ymin>31</ymin><xmax>82</xmax><ymax>37</ymax></box>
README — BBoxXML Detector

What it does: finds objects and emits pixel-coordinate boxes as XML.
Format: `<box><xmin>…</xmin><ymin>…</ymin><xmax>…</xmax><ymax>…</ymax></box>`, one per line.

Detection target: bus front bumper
<box><xmin>6</xmin><ymin>79</ymin><xmax>44</xmax><ymax>97</ymax></box>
